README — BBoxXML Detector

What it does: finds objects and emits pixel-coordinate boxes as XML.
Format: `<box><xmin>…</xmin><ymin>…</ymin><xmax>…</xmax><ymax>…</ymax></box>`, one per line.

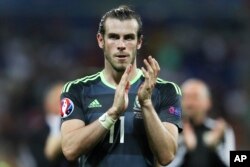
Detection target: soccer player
<box><xmin>60</xmin><ymin>6</ymin><xmax>182</xmax><ymax>167</ymax></box>
<box><xmin>168</xmin><ymin>79</ymin><xmax>235</xmax><ymax>167</ymax></box>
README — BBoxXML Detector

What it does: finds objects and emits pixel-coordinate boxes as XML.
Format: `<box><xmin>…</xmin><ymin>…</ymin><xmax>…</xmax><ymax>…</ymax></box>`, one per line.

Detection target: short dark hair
<box><xmin>98</xmin><ymin>5</ymin><xmax>143</xmax><ymax>38</ymax></box>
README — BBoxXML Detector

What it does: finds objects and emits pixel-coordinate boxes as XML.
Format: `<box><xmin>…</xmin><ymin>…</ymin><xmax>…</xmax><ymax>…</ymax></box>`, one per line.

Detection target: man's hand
<box><xmin>108</xmin><ymin>65</ymin><xmax>132</xmax><ymax>118</ymax></box>
<box><xmin>203</xmin><ymin>118</ymin><xmax>227</xmax><ymax>148</ymax></box>
<box><xmin>183</xmin><ymin>119</ymin><xmax>197</xmax><ymax>151</ymax></box>
<box><xmin>138</xmin><ymin>57</ymin><xmax>179</xmax><ymax>165</ymax></box>
<box><xmin>138</xmin><ymin>56</ymin><xmax>160</xmax><ymax>105</ymax></box>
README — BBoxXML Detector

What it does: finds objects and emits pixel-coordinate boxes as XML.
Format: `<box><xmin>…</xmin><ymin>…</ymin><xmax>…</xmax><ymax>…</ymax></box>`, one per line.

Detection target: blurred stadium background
<box><xmin>0</xmin><ymin>0</ymin><xmax>249</xmax><ymax>166</ymax></box>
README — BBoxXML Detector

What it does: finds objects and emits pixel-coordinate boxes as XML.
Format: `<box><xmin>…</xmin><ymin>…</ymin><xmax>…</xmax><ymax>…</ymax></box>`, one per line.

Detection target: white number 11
<box><xmin>109</xmin><ymin>116</ymin><xmax>125</xmax><ymax>143</ymax></box>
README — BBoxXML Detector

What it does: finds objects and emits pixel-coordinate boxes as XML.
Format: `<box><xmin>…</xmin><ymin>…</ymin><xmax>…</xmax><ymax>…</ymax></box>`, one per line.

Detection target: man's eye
<box><xmin>124</xmin><ymin>35</ymin><xmax>135</xmax><ymax>40</ymax></box>
<box><xmin>109</xmin><ymin>35</ymin><xmax>119</xmax><ymax>40</ymax></box>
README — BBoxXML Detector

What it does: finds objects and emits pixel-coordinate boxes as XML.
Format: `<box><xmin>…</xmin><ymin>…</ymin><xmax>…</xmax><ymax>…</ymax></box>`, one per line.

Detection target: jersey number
<box><xmin>109</xmin><ymin>116</ymin><xmax>125</xmax><ymax>143</ymax></box>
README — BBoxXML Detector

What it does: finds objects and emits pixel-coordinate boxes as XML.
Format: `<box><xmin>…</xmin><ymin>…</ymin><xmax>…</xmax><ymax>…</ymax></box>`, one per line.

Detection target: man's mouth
<box><xmin>115</xmin><ymin>54</ymin><xmax>129</xmax><ymax>60</ymax></box>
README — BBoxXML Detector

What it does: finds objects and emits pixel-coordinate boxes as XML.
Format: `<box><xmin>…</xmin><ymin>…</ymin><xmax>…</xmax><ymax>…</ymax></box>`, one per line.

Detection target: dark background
<box><xmin>0</xmin><ymin>0</ymin><xmax>249</xmax><ymax>166</ymax></box>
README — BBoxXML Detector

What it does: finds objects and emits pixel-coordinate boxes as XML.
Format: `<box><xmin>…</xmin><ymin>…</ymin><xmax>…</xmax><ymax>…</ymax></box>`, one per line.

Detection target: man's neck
<box><xmin>103</xmin><ymin>63</ymin><xmax>138</xmax><ymax>87</ymax></box>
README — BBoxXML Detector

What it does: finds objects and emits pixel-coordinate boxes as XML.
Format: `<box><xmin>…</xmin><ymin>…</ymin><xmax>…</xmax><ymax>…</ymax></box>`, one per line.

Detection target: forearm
<box><xmin>183</xmin><ymin>125</ymin><xmax>197</xmax><ymax>151</ymax></box>
<box><xmin>62</xmin><ymin>119</ymin><xmax>108</xmax><ymax>160</ymax></box>
<box><xmin>62</xmin><ymin>107</ymin><xmax>119</xmax><ymax>160</ymax></box>
<box><xmin>45</xmin><ymin>114</ymin><xmax>62</xmax><ymax>160</ymax></box>
<box><xmin>45</xmin><ymin>135</ymin><xmax>62</xmax><ymax>160</ymax></box>
<box><xmin>61</xmin><ymin>65</ymin><xmax>132</xmax><ymax>161</ymax></box>
<box><xmin>203</xmin><ymin>125</ymin><xmax>226</xmax><ymax>148</ymax></box>
<box><xmin>141</xmin><ymin>100</ymin><xmax>177</xmax><ymax>165</ymax></box>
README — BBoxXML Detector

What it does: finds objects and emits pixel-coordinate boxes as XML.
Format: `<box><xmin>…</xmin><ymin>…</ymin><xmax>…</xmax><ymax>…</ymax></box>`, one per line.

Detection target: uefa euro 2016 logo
<box><xmin>61</xmin><ymin>98</ymin><xmax>74</xmax><ymax>118</ymax></box>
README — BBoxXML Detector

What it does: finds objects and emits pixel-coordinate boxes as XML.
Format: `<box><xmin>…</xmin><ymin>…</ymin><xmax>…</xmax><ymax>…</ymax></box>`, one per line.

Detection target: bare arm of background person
<box><xmin>44</xmin><ymin>83</ymin><xmax>64</xmax><ymax>161</ymax></box>
<box><xmin>45</xmin><ymin>134</ymin><xmax>61</xmax><ymax>160</ymax></box>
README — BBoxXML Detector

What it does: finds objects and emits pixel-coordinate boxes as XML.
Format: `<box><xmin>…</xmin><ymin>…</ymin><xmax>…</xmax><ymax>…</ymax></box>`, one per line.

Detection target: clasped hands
<box><xmin>110</xmin><ymin>56</ymin><xmax>160</xmax><ymax>117</ymax></box>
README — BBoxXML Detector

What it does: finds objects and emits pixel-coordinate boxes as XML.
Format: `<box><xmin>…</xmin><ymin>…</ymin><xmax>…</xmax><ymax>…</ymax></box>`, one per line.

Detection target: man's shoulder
<box><xmin>155</xmin><ymin>77</ymin><xmax>182</xmax><ymax>96</ymax></box>
<box><xmin>62</xmin><ymin>72</ymin><xmax>101</xmax><ymax>94</ymax></box>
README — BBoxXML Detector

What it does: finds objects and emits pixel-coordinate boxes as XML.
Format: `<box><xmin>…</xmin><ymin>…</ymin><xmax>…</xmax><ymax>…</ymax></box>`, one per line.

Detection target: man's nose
<box><xmin>117</xmin><ymin>40</ymin><xmax>126</xmax><ymax>51</ymax></box>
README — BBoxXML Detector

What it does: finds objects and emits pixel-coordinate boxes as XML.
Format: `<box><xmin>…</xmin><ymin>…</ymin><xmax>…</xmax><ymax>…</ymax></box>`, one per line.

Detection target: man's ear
<box><xmin>137</xmin><ymin>35</ymin><xmax>143</xmax><ymax>50</ymax></box>
<box><xmin>97</xmin><ymin>33</ymin><xmax>104</xmax><ymax>49</ymax></box>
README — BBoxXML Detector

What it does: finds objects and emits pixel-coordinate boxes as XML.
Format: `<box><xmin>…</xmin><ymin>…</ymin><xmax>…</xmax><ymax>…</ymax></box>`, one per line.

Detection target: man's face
<box><xmin>97</xmin><ymin>18</ymin><xmax>142</xmax><ymax>72</ymax></box>
<box><xmin>182</xmin><ymin>83</ymin><xmax>211</xmax><ymax>121</ymax></box>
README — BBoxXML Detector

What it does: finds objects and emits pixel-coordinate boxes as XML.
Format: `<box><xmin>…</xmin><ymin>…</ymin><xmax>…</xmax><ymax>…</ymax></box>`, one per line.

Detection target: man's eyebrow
<box><xmin>124</xmin><ymin>33</ymin><xmax>135</xmax><ymax>36</ymax></box>
<box><xmin>107</xmin><ymin>33</ymin><xmax>119</xmax><ymax>36</ymax></box>
<box><xmin>107</xmin><ymin>33</ymin><xmax>136</xmax><ymax>39</ymax></box>
<box><xmin>107</xmin><ymin>33</ymin><xmax>135</xmax><ymax>36</ymax></box>
<box><xmin>124</xmin><ymin>33</ymin><xmax>136</xmax><ymax>37</ymax></box>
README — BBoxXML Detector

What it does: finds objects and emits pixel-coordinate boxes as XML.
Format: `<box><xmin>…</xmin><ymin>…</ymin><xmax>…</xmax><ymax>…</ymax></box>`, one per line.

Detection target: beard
<box><xmin>103</xmin><ymin>46</ymin><xmax>137</xmax><ymax>73</ymax></box>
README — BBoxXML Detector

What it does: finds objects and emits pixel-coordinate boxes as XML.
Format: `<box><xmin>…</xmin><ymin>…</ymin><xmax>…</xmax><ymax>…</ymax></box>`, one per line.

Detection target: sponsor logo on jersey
<box><xmin>61</xmin><ymin>98</ymin><xmax>74</xmax><ymax>118</ymax></box>
<box><xmin>168</xmin><ymin>106</ymin><xmax>181</xmax><ymax>117</ymax></box>
<box><xmin>88</xmin><ymin>99</ymin><xmax>102</xmax><ymax>108</ymax></box>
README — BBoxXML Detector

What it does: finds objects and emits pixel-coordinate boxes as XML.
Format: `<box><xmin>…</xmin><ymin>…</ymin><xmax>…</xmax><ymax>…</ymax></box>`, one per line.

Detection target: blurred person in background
<box><xmin>0</xmin><ymin>142</ymin><xmax>16</xmax><ymax>167</ymax></box>
<box><xmin>44</xmin><ymin>83</ymin><xmax>78</xmax><ymax>167</ymax></box>
<box><xmin>168</xmin><ymin>79</ymin><xmax>235</xmax><ymax>167</ymax></box>
<box><xmin>44</xmin><ymin>83</ymin><xmax>64</xmax><ymax>161</ymax></box>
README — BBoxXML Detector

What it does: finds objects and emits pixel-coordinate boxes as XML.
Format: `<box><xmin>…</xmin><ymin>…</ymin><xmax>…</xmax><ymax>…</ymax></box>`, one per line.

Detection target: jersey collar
<box><xmin>100</xmin><ymin>69</ymin><xmax>143</xmax><ymax>90</ymax></box>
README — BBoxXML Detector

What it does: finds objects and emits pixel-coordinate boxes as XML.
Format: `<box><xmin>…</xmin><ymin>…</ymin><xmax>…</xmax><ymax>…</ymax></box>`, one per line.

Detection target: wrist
<box><xmin>140</xmin><ymin>99</ymin><xmax>153</xmax><ymax>108</ymax></box>
<box><xmin>107</xmin><ymin>107</ymin><xmax>120</xmax><ymax>120</ymax></box>
<box><xmin>98</xmin><ymin>112</ymin><xmax>117</xmax><ymax>130</ymax></box>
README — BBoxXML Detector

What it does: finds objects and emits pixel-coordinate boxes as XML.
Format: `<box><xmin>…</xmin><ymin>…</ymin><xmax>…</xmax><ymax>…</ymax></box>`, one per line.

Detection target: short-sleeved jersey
<box><xmin>60</xmin><ymin>69</ymin><xmax>182</xmax><ymax>167</ymax></box>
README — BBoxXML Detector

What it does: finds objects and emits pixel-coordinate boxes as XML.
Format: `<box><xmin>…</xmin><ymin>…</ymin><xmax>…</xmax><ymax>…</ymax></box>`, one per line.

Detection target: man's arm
<box><xmin>44</xmin><ymin>134</ymin><xmax>62</xmax><ymax>160</ymax></box>
<box><xmin>203</xmin><ymin>118</ymin><xmax>235</xmax><ymax>166</ymax></box>
<box><xmin>61</xmin><ymin>65</ymin><xmax>132</xmax><ymax>161</ymax></box>
<box><xmin>44</xmin><ymin>114</ymin><xmax>62</xmax><ymax>160</ymax></box>
<box><xmin>183</xmin><ymin>119</ymin><xmax>197</xmax><ymax>151</ymax></box>
<box><xmin>61</xmin><ymin>117</ymin><xmax>108</xmax><ymax>160</ymax></box>
<box><xmin>141</xmin><ymin>100</ymin><xmax>179</xmax><ymax>166</ymax></box>
<box><xmin>203</xmin><ymin>118</ymin><xmax>227</xmax><ymax>148</ymax></box>
<box><xmin>216</xmin><ymin>126</ymin><xmax>235</xmax><ymax>166</ymax></box>
<box><xmin>138</xmin><ymin>56</ymin><xmax>180</xmax><ymax>165</ymax></box>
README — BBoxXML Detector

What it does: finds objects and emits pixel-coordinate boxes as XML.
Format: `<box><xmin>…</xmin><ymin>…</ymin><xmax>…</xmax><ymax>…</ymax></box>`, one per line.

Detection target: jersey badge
<box><xmin>133</xmin><ymin>96</ymin><xmax>141</xmax><ymax>111</ymax></box>
<box><xmin>168</xmin><ymin>106</ymin><xmax>181</xmax><ymax>117</ymax></box>
<box><xmin>133</xmin><ymin>96</ymin><xmax>143</xmax><ymax>119</ymax></box>
<box><xmin>61</xmin><ymin>98</ymin><xmax>74</xmax><ymax>118</ymax></box>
